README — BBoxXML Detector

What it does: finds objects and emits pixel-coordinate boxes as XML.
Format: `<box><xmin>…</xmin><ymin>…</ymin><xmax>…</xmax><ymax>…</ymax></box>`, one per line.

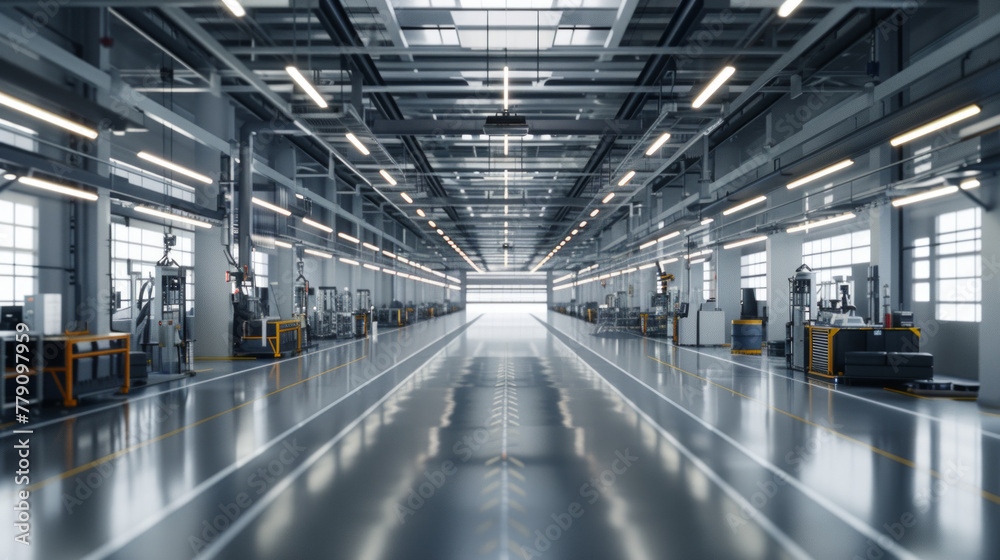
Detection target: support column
<box><xmin>715</xmin><ymin>247</ymin><xmax>741</xmax><ymax>342</ymax></box>
<box><xmin>766</xmin><ymin>232</ymin><xmax>802</xmax><ymax>341</ymax></box>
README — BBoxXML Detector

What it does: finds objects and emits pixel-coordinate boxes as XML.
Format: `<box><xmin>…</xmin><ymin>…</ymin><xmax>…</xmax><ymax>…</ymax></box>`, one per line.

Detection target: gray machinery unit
<box><xmin>313</xmin><ymin>287</ymin><xmax>339</xmax><ymax>338</ymax></box>
<box><xmin>355</xmin><ymin>289</ymin><xmax>372</xmax><ymax>337</ymax></box>
<box><xmin>336</xmin><ymin>288</ymin><xmax>354</xmax><ymax>338</ymax></box>
<box><xmin>148</xmin><ymin>235</ymin><xmax>194</xmax><ymax>375</ymax></box>
<box><xmin>787</xmin><ymin>265</ymin><xmax>816</xmax><ymax>371</ymax></box>
<box><xmin>292</xmin><ymin>258</ymin><xmax>315</xmax><ymax>349</ymax></box>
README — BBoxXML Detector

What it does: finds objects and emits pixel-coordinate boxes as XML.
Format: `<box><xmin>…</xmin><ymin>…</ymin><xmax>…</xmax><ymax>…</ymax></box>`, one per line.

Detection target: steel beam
<box><xmin>370</xmin><ymin>119</ymin><xmax>647</xmax><ymax>136</ymax></box>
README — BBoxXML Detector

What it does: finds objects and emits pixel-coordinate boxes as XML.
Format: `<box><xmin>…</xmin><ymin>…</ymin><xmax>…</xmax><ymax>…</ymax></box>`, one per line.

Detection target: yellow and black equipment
<box><xmin>805</xmin><ymin>326</ymin><xmax>931</xmax><ymax>381</ymax></box>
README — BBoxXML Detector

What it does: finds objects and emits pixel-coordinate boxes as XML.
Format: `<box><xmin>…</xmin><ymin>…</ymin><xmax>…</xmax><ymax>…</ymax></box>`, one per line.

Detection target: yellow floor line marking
<box><xmin>509</xmin><ymin>498</ymin><xmax>525</xmax><ymax>512</ymax></box>
<box><xmin>509</xmin><ymin>469</ymin><xmax>525</xmax><ymax>482</ymax></box>
<box><xmin>982</xmin><ymin>410</ymin><xmax>1000</xmax><ymax>418</ymax></box>
<box><xmin>509</xmin><ymin>483</ymin><xmax>526</xmax><ymax>497</ymax></box>
<box><xmin>508</xmin><ymin>456</ymin><xmax>524</xmax><ymax>468</ymax></box>
<box><xmin>191</xmin><ymin>368</ymin><xmax>215</xmax><ymax>374</ymax></box>
<box><xmin>479</xmin><ymin>498</ymin><xmax>499</xmax><ymax>511</ymax></box>
<box><xmin>484</xmin><ymin>467</ymin><xmax>500</xmax><ymax>479</ymax></box>
<box><xmin>475</xmin><ymin>519</ymin><xmax>495</xmax><ymax>534</ymax></box>
<box><xmin>481</xmin><ymin>481</ymin><xmax>500</xmax><ymax>494</ymax></box>
<box><xmin>647</xmin><ymin>354</ymin><xmax>1000</xmax><ymax>506</ymax></box>
<box><xmin>883</xmin><ymin>387</ymin><xmax>976</xmax><ymax>401</ymax></box>
<box><xmin>477</xmin><ymin>539</ymin><xmax>498</xmax><ymax>555</ymax></box>
<box><xmin>485</xmin><ymin>455</ymin><xmax>501</xmax><ymax>466</ymax></box>
<box><xmin>27</xmin><ymin>355</ymin><xmax>366</xmax><ymax>492</ymax></box>
<box><xmin>510</xmin><ymin>519</ymin><xmax>531</xmax><ymax>537</ymax></box>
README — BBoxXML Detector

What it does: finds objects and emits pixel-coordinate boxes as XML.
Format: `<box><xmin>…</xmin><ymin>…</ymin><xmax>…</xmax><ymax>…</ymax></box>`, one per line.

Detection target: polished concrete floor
<box><xmin>2</xmin><ymin>311</ymin><xmax>998</xmax><ymax>559</ymax></box>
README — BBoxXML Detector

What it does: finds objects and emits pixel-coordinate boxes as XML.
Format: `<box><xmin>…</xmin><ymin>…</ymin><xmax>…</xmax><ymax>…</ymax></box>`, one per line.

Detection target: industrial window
<box><xmin>0</xmin><ymin>118</ymin><xmax>38</xmax><ymax>152</ymax></box>
<box><xmin>702</xmin><ymin>260</ymin><xmax>716</xmax><ymax>300</ymax></box>
<box><xmin>111</xmin><ymin>221</ymin><xmax>194</xmax><ymax>313</ymax></box>
<box><xmin>802</xmin><ymin>230</ymin><xmax>871</xmax><ymax>286</ymax></box>
<box><xmin>935</xmin><ymin>208</ymin><xmax>981</xmax><ymax>322</ymax></box>
<box><xmin>740</xmin><ymin>251</ymin><xmax>767</xmax><ymax>302</ymax></box>
<box><xmin>253</xmin><ymin>251</ymin><xmax>269</xmax><ymax>287</ymax></box>
<box><xmin>0</xmin><ymin>194</ymin><xmax>38</xmax><ymax>307</ymax></box>
<box><xmin>466</xmin><ymin>284</ymin><xmax>546</xmax><ymax>303</ymax></box>
<box><xmin>912</xmin><ymin>238</ymin><xmax>931</xmax><ymax>302</ymax></box>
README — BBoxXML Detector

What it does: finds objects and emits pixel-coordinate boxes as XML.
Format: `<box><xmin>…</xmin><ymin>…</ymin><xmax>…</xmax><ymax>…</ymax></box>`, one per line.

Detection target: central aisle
<box><xmin>210</xmin><ymin>313</ymin><xmax>799</xmax><ymax>560</ymax></box>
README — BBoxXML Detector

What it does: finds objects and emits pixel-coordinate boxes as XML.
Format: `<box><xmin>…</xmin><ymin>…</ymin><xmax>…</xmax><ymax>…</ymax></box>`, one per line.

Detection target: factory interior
<box><xmin>1</xmin><ymin>0</ymin><xmax>1000</xmax><ymax>558</ymax></box>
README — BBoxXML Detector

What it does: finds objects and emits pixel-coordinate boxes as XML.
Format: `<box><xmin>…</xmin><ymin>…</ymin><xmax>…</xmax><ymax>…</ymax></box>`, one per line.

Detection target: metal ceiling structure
<box><xmin>41</xmin><ymin>0</ymin><xmax>978</xmax><ymax>272</ymax></box>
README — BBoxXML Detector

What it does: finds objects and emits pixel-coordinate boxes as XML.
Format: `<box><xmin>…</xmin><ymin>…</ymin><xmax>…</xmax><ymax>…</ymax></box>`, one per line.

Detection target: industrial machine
<box><xmin>787</xmin><ymin>265</ymin><xmax>817</xmax><ymax>371</ymax></box>
<box><xmin>355</xmin><ymin>289</ymin><xmax>372</xmax><ymax>337</ymax></box>
<box><xmin>645</xmin><ymin>267</ymin><xmax>675</xmax><ymax>338</ymax></box>
<box><xmin>732</xmin><ymin>288</ymin><xmax>766</xmax><ymax>355</ymax></box>
<box><xmin>292</xmin><ymin>258</ymin><xmax>316</xmax><ymax>349</ymax></box>
<box><xmin>816</xmin><ymin>276</ymin><xmax>865</xmax><ymax>327</ymax></box>
<box><xmin>785</xmin><ymin>264</ymin><xmax>931</xmax><ymax>382</ymax></box>
<box><xmin>313</xmin><ymin>287</ymin><xmax>339</xmax><ymax>338</ymax></box>
<box><xmin>336</xmin><ymin>289</ymin><xmax>354</xmax><ymax>338</ymax></box>
<box><xmin>231</xmin><ymin>247</ymin><xmax>301</xmax><ymax>358</ymax></box>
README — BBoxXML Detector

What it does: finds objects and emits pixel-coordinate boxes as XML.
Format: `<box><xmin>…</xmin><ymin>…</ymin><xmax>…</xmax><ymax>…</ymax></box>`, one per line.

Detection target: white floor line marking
<box><xmin>545</xmin><ymin>327</ymin><xmax>812</xmax><ymax>560</ymax></box>
<box><xmin>2</xmin><ymin>316</ymin><xmax>473</xmax><ymax>437</ymax></box>
<box><xmin>195</xmin><ymin>321</ymin><xmax>474</xmax><ymax>560</ymax></box>
<box><xmin>540</xmin><ymin>317</ymin><xmax>922</xmax><ymax>560</ymax></box>
<box><xmin>78</xmin><ymin>319</ymin><xmax>477</xmax><ymax>560</ymax></box>
<box><xmin>572</xmin><ymin>316</ymin><xmax>999</xmax><ymax>441</ymax></box>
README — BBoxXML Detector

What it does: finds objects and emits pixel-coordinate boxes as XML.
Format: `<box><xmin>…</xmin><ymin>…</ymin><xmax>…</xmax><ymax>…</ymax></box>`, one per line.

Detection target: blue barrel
<box><xmin>732</xmin><ymin>320</ymin><xmax>763</xmax><ymax>354</ymax></box>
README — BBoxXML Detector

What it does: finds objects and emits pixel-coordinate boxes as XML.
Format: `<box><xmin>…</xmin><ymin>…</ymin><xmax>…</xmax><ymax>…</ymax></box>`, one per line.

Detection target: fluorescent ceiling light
<box><xmin>723</xmin><ymin>195</ymin><xmax>767</xmax><ymax>216</ymax></box>
<box><xmin>363</xmin><ymin>263</ymin><xmax>381</xmax><ymax>272</ymax></box>
<box><xmin>645</xmin><ymin>133</ymin><xmax>671</xmax><ymax>156</ymax></box>
<box><xmin>658</xmin><ymin>231</ymin><xmax>680</xmax><ymax>243</ymax></box>
<box><xmin>398</xmin><ymin>257</ymin><xmax>409</xmax><ymax>264</ymax></box>
<box><xmin>18</xmin><ymin>176</ymin><xmax>98</xmax><ymax>201</ymax></box>
<box><xmin>134</xmin><ymin>206</ymin><xmax>212</xmax><ymax>228</ymax></box>
<box><xmin>400</xmin><ymin>192</ymin><xmax>413</xmax><ymax>203</ymax></box>
<box><xmin>724</xmin><ymin>235</ymin><xmax>768</xmax><ymax>250</ymax></box>
<box><xmin>579</xmin><ymin>221</ymin><xmax>587</xmax><ymax>227</ymax></box>
<box><xmin>221</xmin><ymin>0</ymin><xmax>246</xmax><ymax>17</ymax></box>
<box><xmin>960</xmin><ymin>179</ymin><xmax>980</xmax><ymax>190</ymax></box>
<box><xmin>617</xmin><ymin>171</ymin><xmax>636</xmax><ymax>186</ymax></box>
<box><xmin>891</xmin><ymin>105</ymin><xmax>980</xmax><ymax>146</ymax></box>
<box><xmin>137</xmin><ymin>152</ymin><xmax>213</xmax><ymax>184</ymax></box>
<box><xmin>623</xmin><ymin>267</ymin><xmax>638</xmax><ymax>274</ymax></box>
<box><xmin>692</xmin><ymin>66</ymin><xmax>736</xmax><ymax>109</ymax></box>
<box><xmin>251</xmin><ymin>197</ymin><xmax>291</xmax><ymax>216</ymax></box>
<box><xmin>274</xmin><ymin>240</ymin><xmax>293</xmax><ymax>249</ymax></box>
<box><xmin>397</xmin><ymin>272</ymin><xmax>410</xmax><ymax>279</ymax></box>
<box><xmin>339</xmin><ymin>257</ymin><xmax>359</xmax><ymax>266</ymax></box>
<box><xmin>383</xmin><ymin>250</ymin><xmax>397</xmax><ymax>258</ymax></box>
<box><xmin>146</xmin><ymin>113</ymin><xmax>195</xmax><ymax>140</ymax></box>
<box><xmin>436</xmin><ymin>229</ymin><xmax>445</xmax><ymax>235</ymax></box>
<box><xmin>639</xmin><ymin>263</ymin><xmax>657</xmax><ymax>270</ymax></box>
<box><xmin>640</xmin><ymin>240</ymin><xmax>657</xmax><ymax>250</ymax></box>
<box><xmin>504</xmin><ymin>135</ymin><xmax>509</xmax><ymax>156</ymax></box>
<box><xmin>571</xmin><ymin>229</ymin><xmax>578</xmax><ymax>235</ymax></box>
<box><xmin>428</xmin><ymin>220</ymin><xmax>437</xmax><ymax>228</ymax></box>
<box><xmin>777</xmin><ymin>0</ymin><xmax>802</xmax><ymax>17</ymax></box>
<box><xmin>384</xmin><ymin>269</ymin><xmax>397</xmax><ymax>275</ymax></box>
<box><xmin>786</xmin><ymin>212</ymin><xmax>856</xmax><ymax>233</ymax></box>
<box><xmin>0</xmin><ymin>91</ymin><xmax>98</xmax><ymax>139</ymax></box>
<box><xmin>380</xmin><ymin>170</ymin><xmax>397</xmax><ymax>186</ymax></box>
<box><xmin>302</xmin><ymin>217</ymin><xmax>333</xmax><ymax>233</ymax></box>
<box><xmin>2</xmin><ymin>173</ymin><xmax>16</xmax><ymax>181</ymax></box>
<box><xmin>891</xmin><ymin>185</ymin><xmax>958</xmax><ymax>207</ymax></box>
<box><xmin>503</xmin><ymin>66</ymin><xmax>509</xmax><ymax>110</ymax></box>
<box><xmin>304</xmin><ymin>249</ymin><xmax>332</xmax><ymax>259</ymax></box>
<box><xmin>362</xmin><ymin>242</ymin><xmax>380</xmax><ymax>251</ymax></box>
<box><xmin>338</xmin><ymin>232</ymin><xmax>360</xmax><ymax>244</ymax></box>
<box><xmin>662</xmin><ymin>257</ymin><xmax>679</xmax><ymax>265</ymax></box>
<box><xmin>590</xmin><ymin>209</ymin><xmax>600</xmax><ymax>217</ymax></box>
<box><xmin>689</xmin><ymin>258</ymin><xmax>707</xmax><ymax>265</ymax></box>
<box><xmin>0</xmin><ymin>117</ymin><xmax>37</xmax><ymax>136</ymax></box>
<box><xmin>285</xmin><ymin>66</ymin><xmax>328</xmax><ymax>109</ymax></box>
<box><xmin>565</xmin><ymin>236</ymin><xmax>572</xmax><ymax>241</ymax></box>
<box><xmin>701</xmin><ymin>218</ymin><xmax>714</xmax><ymax>225</ymax></box>
<box><xmin>787</xmin><ymin>160</ymin><xmax>854</xmax><ymax>189</ymax></box>
<box><xmin>602</xmin><ymin>192</ymin><xmax>616</xmax><ymax>204</ymax></box>
<box><xmin>416</xmin><ymin>209</ymin><xmax>426</xmax><ymax>217</ymax></box>
<box><xmin>345</xmin><ymin>133</ymin><xmax>370</xmax><ymax>155</ymax></box>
